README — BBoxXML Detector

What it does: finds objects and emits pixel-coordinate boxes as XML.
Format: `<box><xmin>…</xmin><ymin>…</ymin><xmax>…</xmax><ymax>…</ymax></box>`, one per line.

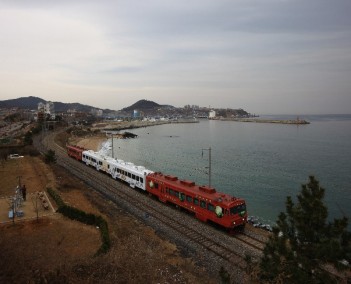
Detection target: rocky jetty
<box><xmin>220</xmin><ymin>118</ymin><xmax>310</xmax><ymax>125</ymax></box>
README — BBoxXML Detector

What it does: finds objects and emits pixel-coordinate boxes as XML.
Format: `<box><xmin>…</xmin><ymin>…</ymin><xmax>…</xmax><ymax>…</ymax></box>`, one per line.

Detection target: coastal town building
<box><xmin>209</xmin><ymin>110</ymin><xmax>216</xmax><ymax>119</ymax></box>
<box><xmin>37</xmin><ymin>101</ymin><xmax>55</xmax><ymax>120</ymax></box>
<box><xmin>90</xmin><ymin>108</ymin><xmax>103</xmax><ymax>117</ymax></box>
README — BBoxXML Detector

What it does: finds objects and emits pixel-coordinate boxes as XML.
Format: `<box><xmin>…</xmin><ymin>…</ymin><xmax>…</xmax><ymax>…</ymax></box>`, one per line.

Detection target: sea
<box><xmin>108</xmin><ymin>114</ymin><xmax>351</xmax><ymax>227</ymax></box>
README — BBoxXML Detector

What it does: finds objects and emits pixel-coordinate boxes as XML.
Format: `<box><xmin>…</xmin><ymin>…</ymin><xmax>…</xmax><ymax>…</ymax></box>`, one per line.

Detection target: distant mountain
<box><xmin>122</xmin><ymin>99</ymin><xmax>165</xmax><ymax>112</ymax></box>
<box><xmin>0</xmin><ymin>97</ymin><xmax>173</xmax><ymax>114</ymax></box>
<box><xmin>0</xmin><ymin>96</ymin><xmax>106</xmax><ymax>112</ymax></box>
<box><xmin>0</xmin><ymin>96</ymin><xmax>45</xmax><ymax>109</ymax></box>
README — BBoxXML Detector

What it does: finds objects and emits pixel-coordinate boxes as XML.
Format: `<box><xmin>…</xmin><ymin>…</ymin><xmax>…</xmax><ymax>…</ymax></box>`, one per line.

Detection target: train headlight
<box><xmin>233</xmin><ymin>221</ymin><xmax>236</xmax><ymax>225</ymax></box>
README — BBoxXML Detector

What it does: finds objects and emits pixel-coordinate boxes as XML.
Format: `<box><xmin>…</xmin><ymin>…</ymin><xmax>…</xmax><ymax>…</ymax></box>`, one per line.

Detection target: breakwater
<box><xmin>220</xmin><ymin>118</ymin><xmax>310</xmax><ymax>124</ymax></box>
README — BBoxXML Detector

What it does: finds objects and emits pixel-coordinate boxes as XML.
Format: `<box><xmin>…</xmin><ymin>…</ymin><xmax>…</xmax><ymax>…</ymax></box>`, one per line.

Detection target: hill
<box><xmin>122</xmin><ymin>99</ymin><xmax>172</xmax><ymax>112</ymax></box>
<box><xmin>0</xmin><ymin>96</ymin><xmax>105</xmax><ymax>112</ymax></box>
<box><xmin>0</xmin><ymin>96</ymin><xmax>45</xmax><ymax>109</ymax></box>
<box><xmin>0</xmin><ymin>97</ymin><xmax>169</xmax><ymax>113</ymax></box>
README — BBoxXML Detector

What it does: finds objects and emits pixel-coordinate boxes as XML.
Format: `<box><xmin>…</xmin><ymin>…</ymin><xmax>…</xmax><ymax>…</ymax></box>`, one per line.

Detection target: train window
<box><xmin>230</xmin><ymin>204</ymin><xmax>246</xmax><ymax>215</ymax></box>
<box><xmin>154</xmin><ymin>183</ymin><xmax>158</xmax><ymax>189</ymax></box>
<box><xmin>166</xmin><ymin>188</ymin><xmax>169</xmax><ymax>194</ymax></box>
<box><xmin>179</xmin><ymin>192</ymin><xmax>185</xmax><ymax>201</ymax></box>
<box><xmin>207</xmin><ymin>203</ymin><xmax>215</xmax><ymax>212</ymax></box>
<box><xmin>200</xmin><ymin>201</ymin><xmax>206</xmax><ymax>209</ymax></box>
<box><xmin>99</xmin><ymin>161</ymin><xmax>102</xmax><ymax>165</ymax></box>
<box><xmin>108</xmin><ymin>165</ymin><xmax>110</xmax><ymax>169</ymax></box>
<box><xmin>128</xmin><ymin>172</ymin><xmax>131</xmax><ymax>178</ymax></box>
<box><xmin>194</xmin><ymin>198</ymin><xmax>199</xmax><ymax>206</ymax></box>
<box><xmin>132</xmin><ymin>174</ymin><xmax>135</xmax><ymax>180</ymax></box>
<box><xmin>170</xmin><ymin>189</ymin><xmax>178</xmax><ymax>197</ymax></box>
<box><xmin>140</xmin><ymin>178</ymin><xmax>143</xmax><ymax>183</ymax></box>
<box><xmin>136</xmin><ymin>176</ymin><xmax>139</xmax><ymax>181</ymax></box>
<box><xmin>186</xmin><ymin>195</ymin><xmax>192</xmax><ymax>203</ymax></box>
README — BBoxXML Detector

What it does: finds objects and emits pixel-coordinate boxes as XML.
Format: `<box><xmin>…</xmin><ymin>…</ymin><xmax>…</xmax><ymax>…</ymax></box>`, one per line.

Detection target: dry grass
<box><xmin>0</xmin><ymin>154</ymin><xmax>217</xmax><ymax>283</ymax></box>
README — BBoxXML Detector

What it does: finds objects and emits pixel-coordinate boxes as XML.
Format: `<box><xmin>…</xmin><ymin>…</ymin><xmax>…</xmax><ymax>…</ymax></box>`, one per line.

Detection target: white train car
<box><xmin>107</xmin><ymin>159</ymin><xmax>153</xmax><ymax>190</ymax></box>
<box><xmin>82</xmin><ymin>150</ymin><xmax>114</xmax><ymax>173</ymax></box>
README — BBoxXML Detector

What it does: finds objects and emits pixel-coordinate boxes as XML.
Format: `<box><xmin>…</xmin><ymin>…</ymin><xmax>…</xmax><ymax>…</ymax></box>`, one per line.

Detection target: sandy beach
<box><xmin>69</xmin><ymin>120</ymin><xmax>170</xmax><ymax>152</ymax></box>
<box><xmin>69</xmin><ymin>135</ymin><xmax>107</xmax><ymax>152</ymax></box>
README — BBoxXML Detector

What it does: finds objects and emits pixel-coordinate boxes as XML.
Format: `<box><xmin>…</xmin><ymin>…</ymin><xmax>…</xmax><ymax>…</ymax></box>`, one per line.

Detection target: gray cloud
<box><xmin>0</xmin><ymin>0</ymin><xmax>350</xmax><ymax>114</ymax></box>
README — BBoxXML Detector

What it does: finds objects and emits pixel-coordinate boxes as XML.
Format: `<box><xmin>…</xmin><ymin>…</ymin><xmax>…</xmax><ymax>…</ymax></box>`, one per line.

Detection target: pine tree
<box><xmin>260</xmin><ymin>176</ymin><xmax>351</xmax><ymax>283</ymax></box>
<box><xmin>44</xmin><ymin>149</ymin><xmax>57</xmax><ymax>164</ymax></box>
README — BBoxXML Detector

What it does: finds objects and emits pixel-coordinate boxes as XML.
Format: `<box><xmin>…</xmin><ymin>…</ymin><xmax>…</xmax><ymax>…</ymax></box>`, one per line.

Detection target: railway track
<box><xmin>233</xmin><ymin>234</ymin><xmax>266</xmax><ymax>251</ymax></box>
<box><xmin>35</xmin><ymin>131</ymin><xmax>266</xmax><ymax>271</ymax></box>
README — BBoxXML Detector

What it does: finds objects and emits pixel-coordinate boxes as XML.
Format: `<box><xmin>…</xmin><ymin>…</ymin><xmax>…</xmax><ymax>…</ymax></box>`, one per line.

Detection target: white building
<box><xmin>38</xmin><ymin>101</ymin><xmax>55</xmax><ymax>119</ymax></box>
<box><xmin>209</xmin><ymin>110</ymin><xmax>216</xmax><ymax>119</ymax></box>
<box><xmin>91</xmin><ymin>108</ymin><xmax>103</xmax><ymax>117</ymax></box>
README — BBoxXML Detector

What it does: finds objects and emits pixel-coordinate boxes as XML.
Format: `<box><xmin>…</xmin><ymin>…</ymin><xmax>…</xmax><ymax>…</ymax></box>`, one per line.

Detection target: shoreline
<box><xmin>72</xmin><ymin>121</ymin><xmax>169</xmax><ymax>152</ymax></box>
<box><xmin>69</xmin><ymin>116</ymin><xmax>310</xmax><ymax>152</ymax></box>
<box><xmin>68</xmin><ymin>135</ymin><xmax>107</xmax><ymax>152</ymax></box>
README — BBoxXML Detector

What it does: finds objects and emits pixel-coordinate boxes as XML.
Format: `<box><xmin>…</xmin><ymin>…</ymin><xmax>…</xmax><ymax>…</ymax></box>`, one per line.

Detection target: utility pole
<box><xmin>202</xmin><ymin>147</ymin><xmax>212</xmax><ymax>188</ymax></box>
<box><xmin>111</xmin><ymin>134</ymin><xmax>114</xmax><ymax>158</ymax></box>
<box><xmin>17</xmin><ymin>175</ymin><xmax>22</xmax><ymax>188</ymax></box>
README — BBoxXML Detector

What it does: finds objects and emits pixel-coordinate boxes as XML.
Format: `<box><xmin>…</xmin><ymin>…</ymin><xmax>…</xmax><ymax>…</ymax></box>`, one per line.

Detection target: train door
<box><xmin>158</xmin><ymin>183</ymin><xmax>167</xmax><ymax>203</ymax></box>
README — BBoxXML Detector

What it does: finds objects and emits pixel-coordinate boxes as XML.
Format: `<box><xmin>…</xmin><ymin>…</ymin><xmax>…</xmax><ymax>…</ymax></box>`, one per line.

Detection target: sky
<box><xmin>0</xmin><ymin>0</ymin><xmax>350</xmax><ymax>114</ymax></box>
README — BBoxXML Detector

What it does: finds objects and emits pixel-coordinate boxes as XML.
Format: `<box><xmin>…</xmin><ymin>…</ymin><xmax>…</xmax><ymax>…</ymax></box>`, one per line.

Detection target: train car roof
<box><xmin>106</xmin><ymin>158</ymin><xmax>154</xmax><ymax>175</ymax></box>
<box><xmin>83</xmin><ymin>150</ymin><xmax>113</xmax><ymax>161</ymax></box>
<box><xmin>148</xmin><ymin>172</ymin><xmax>245</xmax><ymax>207</ymax></box>
<box><xmin>118</xmin><ymin>161</ymin><xmax>154</xmax><ymax>175</ymax></box>
<box><xmin>67</xmin><ymin>145</ymin><xmax>86</xmax><ymax>151</ymax></box>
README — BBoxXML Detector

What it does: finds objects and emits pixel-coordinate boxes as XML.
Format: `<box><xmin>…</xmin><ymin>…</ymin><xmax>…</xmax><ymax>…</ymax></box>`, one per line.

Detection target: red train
<box><xmin>67</xmin><ymin>145</ymin><xmax>86</xmax><ymax>160</ymax></box>
<box><xmin>147</xmin><ymin>173</ymin><xmax>247</xmax><ymax>231</ymax></box>
<box><xmin>66</xmin><ymin>144</ymin><xmax>247</xmax><ymax>231</ymax></box>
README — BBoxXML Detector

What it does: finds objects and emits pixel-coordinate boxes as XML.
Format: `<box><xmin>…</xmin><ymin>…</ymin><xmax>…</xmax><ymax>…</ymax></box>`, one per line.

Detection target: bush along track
<box><xmin>47</xmin><ymin>188</ymin><xmax>111</xmax><ymax>255</ymax></box>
